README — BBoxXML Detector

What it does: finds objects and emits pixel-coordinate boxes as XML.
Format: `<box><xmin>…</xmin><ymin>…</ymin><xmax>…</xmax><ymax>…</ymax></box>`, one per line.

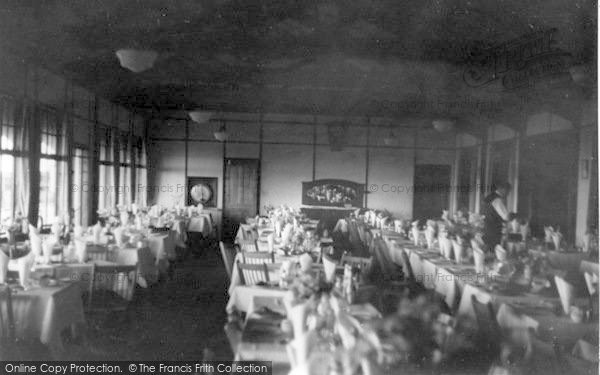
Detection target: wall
<box><xmin>148</xmin><ymin>117</ymin><xmax>457</xmax><ymax>221</ymax></box>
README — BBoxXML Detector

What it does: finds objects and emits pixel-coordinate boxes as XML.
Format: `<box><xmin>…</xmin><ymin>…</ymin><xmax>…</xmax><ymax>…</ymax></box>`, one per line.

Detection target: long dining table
<box><xmin>376</xmin><ymin>230</ymin><xmax>598</xmax><ymax>354</ymax></box>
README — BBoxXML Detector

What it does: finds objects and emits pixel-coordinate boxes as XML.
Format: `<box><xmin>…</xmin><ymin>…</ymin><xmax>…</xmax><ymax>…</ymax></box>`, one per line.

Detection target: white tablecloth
<box><xmin>187</xmin><ymin>214</ymin><xmax>213</xmax><ymax>236</ymax></box>
<box><xmin>7</xmin><ymin>283</ymin><xmax>85</xmax><ymax>350</ymax></box>
<box><xmin>226</xmin><ymin>285</ymin><xmax>289</xmax><ymax>314</ymax></box>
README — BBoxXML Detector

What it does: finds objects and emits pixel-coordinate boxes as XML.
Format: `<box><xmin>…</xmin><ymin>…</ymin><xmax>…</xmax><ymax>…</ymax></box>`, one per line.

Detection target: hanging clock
<box><xmin>187</xmin><ymin>177</ymin><xmax>218</xmax><ymax>207</ymax></box>
<box><xmin>190</xmin><ymin>183</ymin><xmax>213</xmax><ymax>204</ymax></box>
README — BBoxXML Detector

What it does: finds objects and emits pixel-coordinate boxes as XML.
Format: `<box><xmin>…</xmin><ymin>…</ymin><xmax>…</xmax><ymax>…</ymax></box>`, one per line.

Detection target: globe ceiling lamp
<box><xmin>432</xmin><ymin>119</ymin><xmax>455</xmax><ymax>132</ymax></box>
<box><xmin>115</xmin><ymin>49</ymin><xmax>158</xmax><ymax>73</ymax></box>
<box><xmin>214</xmin><ymin>123</ymin><xmax>228</xmax><ymax>142</ymax></box>
<box><xmin>383</xmin><ymin>127</ymin><xmax>397</xmax><ymax>146</ymax></box>
<box><xmin>188</xmin><ymin>111</ymin><xmax>213</xmax><ymax>124</ymax></box>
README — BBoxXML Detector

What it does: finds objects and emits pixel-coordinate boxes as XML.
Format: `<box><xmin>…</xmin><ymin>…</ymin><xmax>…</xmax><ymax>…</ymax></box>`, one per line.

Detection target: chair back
<box><xmin>236</xmin><ymin>261</ymin><xmax>269</xmax><ymax>285</ymax></box>
<box><xmin>88</xmin><ymin>264</ymin><xmax>138</xmax><ymax>311</ymax></box>
<box><xmin>87</xmin><ymin>244</ymin><xmax>109</xmax><ymax>262</ymax></box>
<box><xmin>219</xmin><ymin>241</ymin><xmax>235</xmax><ymax>281</ymax></box>
<box><xmin>0</xmin><ymin>285</ymin><xmax>15</xmax><ymax>342</ymax></box>
<box><xmin>236</xmin><ymin>239</ymin><xmax>258</xmax><ymax>253</ymax></box>
<box><xmin>340</xmin><ymin>253</ymin><xmax>372</xmax><ymax>272</ymax></box>
<box><xmin>471</xmin><ymin>294</ymin><xmax>501</xmax><ymax>337</ymax></box>
<box><xmin>399</xmin><ymin>248</ymin><xmax>415</xmax><ymax>283</ymax></box>
<box><xmin>242</xmin><ymin>251</ymin><xmax>274</xmax><ymax>264</ymax></box>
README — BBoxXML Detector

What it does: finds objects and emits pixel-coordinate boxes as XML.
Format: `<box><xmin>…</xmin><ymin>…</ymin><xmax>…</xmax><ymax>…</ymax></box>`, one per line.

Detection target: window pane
<box><xmin>72</xmin><ymin>148</ymin><xmax>90</xmax><ymax>226</ymax></box>
<box><xmin>118</xmin><ymin>166</ymin><xmax>132</xmax><ymax>206</ymax></box>
<box><xmin>39</xmin><ymin>158</ymin><xmax>58</xmax><ymax>222</ymax></box>
<box><xmin>0</xmin><ymin>154</ymin><xmax>14</xmax><ymax>221</ymax></box>
<box><xmin>98</xmin><ymin>164</ymin><xmax>115</xmax><ymax>210</ymax></box>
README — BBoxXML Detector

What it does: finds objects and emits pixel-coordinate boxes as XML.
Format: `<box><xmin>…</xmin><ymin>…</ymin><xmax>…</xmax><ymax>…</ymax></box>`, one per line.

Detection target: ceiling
<box><xmin>0</xmin><ymin>0</ymin><xmax>596</xmax><ymax>127</ymax></box>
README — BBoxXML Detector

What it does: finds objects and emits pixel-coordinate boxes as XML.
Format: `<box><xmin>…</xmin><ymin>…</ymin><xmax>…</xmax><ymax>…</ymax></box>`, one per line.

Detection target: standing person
<box><xmin>482</xmin><ymin>182</ymin><xmax>511</xmax><ymax>253</ymax></box>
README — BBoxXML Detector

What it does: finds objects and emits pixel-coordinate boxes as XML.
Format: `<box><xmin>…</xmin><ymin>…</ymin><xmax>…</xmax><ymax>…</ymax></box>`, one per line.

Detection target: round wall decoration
<box><xmin>190</xmin><ymin>183</ymin><xmax>213</xmax><ymax>204</ymax></box>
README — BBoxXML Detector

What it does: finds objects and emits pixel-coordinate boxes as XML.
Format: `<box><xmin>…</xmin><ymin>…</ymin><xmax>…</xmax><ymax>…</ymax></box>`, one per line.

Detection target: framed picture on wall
<box><xmin>187</xmin><ymin>177</ymin><xmax>218</xmax><ymax>208</ymax></box>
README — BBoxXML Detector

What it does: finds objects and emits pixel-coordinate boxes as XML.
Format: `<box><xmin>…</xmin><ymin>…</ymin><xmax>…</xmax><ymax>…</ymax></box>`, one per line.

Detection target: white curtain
<box><xmin>14</xmin><ymin>100</ymin><xmax>29</xmax><ymax>220</ymax></box>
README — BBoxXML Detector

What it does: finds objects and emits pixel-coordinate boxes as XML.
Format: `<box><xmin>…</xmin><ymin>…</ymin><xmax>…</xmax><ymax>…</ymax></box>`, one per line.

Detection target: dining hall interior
<box><xmin>0</xmin><ymin>0</ymin><xmax>598</xmax><ymax>374</ymax></box>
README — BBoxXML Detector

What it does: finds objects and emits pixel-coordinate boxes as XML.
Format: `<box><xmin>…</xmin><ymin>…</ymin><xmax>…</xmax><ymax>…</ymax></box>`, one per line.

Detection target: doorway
<box><xmin>412</xmin><ymin>164</ymin><xmax>452</xmax><ymax>222</ymax></box>
<box><xmin>222</xmin><ymin>158</ymin><xmax>260</xmax><ymax>241</ymax></box>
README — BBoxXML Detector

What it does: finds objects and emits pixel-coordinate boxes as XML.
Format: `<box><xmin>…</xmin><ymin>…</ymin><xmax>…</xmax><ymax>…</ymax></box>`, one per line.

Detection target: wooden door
<box><xmin>223</xmin><ymin>158</ymin><xmax>260</xmax><ymax>241</ymax></box>
<box><xmin>412</xmin><ymin>164</ymin><xmax>451</xmax><ymax>222</ymax></box>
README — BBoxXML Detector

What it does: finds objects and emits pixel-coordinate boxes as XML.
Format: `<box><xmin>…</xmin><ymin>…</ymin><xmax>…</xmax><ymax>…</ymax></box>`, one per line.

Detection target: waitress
<box><xmin>482</xmin><ymin>182</ymin><xmax>511</xmax><ymax>252</ymax></box>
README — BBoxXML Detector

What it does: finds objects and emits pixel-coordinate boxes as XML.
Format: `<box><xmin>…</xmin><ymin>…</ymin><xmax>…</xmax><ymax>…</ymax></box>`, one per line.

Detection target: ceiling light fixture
<box><xmin>115</xmin><ymin>49</ymin><xmax>158</xmax><ymax>73</ymax></box>
<box><xmin>569</xmin><ymin>64</ymin><xmax>591</xmax><ymax>86</ymax></box>
<box><xmin>383</xmin><ymin>127</ymin><xmax>396</xmax><ymax>146</ymax></box>
<box><xmin>432</xmin><ymin>119</ymin><xmax>455</xmax><ymax>132</ymax></box>
<box><xmin>214</xmin><ymin>123</ymin><xmax>228</xmax><ymax>142</ymax></box>
<box><xmin>188</xmin><ymin>111</ymin><xmax>213</xmax><ymax>123</ymax></box>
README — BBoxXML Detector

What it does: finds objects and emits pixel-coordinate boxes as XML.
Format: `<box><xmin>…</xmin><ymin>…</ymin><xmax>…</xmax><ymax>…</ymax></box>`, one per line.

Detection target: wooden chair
<box><xmin>86</xmin><ymin>264</ymin><xmax>137</xmax><ymax>313</ymax></box>
<box><xmin>219</xmin><ymin>241</ymin><xmax>235</xmax><ymax>281</ymax></box>
<box><xmin>242</xmin><ymin>251</ymin><xmax>274</xmax><ymax>265</ymax></box>
<box><xmin>340</xmin><ymin>253</ymin><xmax>372</xmax><ymax>272</ymax></box>
<box><xmin>236</xmin><ymin>261</ymin><xmax>269</xmax><ymax>286</ymax></box>
<box><xmin>235</xmin><ymin>239</ymin><xmax>258</xmax><ymax>253</ymax></box>
<box><xmin>87</xmin><ymin>244</ymin><xmax>109</xmax><ymax>262</ymax></box>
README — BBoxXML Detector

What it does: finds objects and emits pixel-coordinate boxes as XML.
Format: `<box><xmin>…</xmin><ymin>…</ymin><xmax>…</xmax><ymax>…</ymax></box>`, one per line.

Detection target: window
<box><xmin>117</xmin><ymin>132</ymin><xmax>133</xmax><ymax>206</ymax></box>
<box><xmin>39</xmin><ymin>107</ymin><xmax>67</xmax><ymax>224</ymax></box>
<box><xmin>133</xmin><ymin>136</ymin><xmax>147</xmax><ymax>206</ymax></box>
<box><xmin>72</xmin><ymin>147</ymin><xmax>90</xmax><ymax>226</ymax></box>
<box><xmin>98</xmin><ymin>127</ymin><xmax>116</xmax><ymax>210</ymax></box>
<box><xmin>0</xmin><ymin>97</ymin><xmax>17</xmax><ymax>221</ymax></box>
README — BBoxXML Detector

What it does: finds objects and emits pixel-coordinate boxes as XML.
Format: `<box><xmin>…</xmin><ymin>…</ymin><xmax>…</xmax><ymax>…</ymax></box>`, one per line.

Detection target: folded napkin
<box><xmin>92</xmin><ymin>222</ymin><xmax>103</xmax><ymax>244</ymax></box>
<box><xmin>74</xmin><ymin>239</ymin><xmax>88</xmax><ymax>263</ymax></box>
<box><xmin>0</xmin><ymin>250</ymin><xmax>8</xmax><ymax>284</ymax></box>
<box><xmin>323</xmin><ymin>255</ymin><xmax>337</xmax><ymax>283</ymax></box>
<box><xmin>439</xmin><ymin>236</ymin><xmax>453</xmax><ymax>259</ymax></box>
<box><xmin>281</xmin><ymin>223</ymin><xmax>294</xmax><ymax>245</ymax></box>
<box><xmin>551</xmin><ymin>231</ymin><xmax>563</xmax><ymax>251</ymax></box>
<box><xmin>411</xmin><ymin>221</ymin><xmax>420</xmax><ymax>247</ymax></box>
<box><xmin>452</xmin><ymin>239</ymin><xmax>464</xmax><ymax>263</ymax></box>
<box><xmin>473</xmin><ymin>248</ymin><xmax>485</xmax><ymax>274</ymax></box>
<box><xmin>299</xmin><ymin>253</ymin><xmax>313</xmax><ymax>273</ymax></box>
<box><xmin>495</xmin><ymin>245</ymin><xmax>508</xmax><ymax>262</ymax></box>
<box><xmin>520</xmin><ymin>222</ymin><xmax>529</xmax><ymax>241</ymax></box>
<box><xmin>113</xmin><ymin>227</ymin><xmax>126</xmax><ymax>247</ymax></box>
<box><xmin>120</xmin><ymin>211</ymin><xmax>129</xmax><ymax>226</ymax></box>
<box><xmin>29</xmin><ymin>228</ymin><xmax>43</xmax><ymax>257</ymax></box>
<box><xmin>394</xmin><ymin>219</ymin><xmax>403</xmax><ymax>233</ymax></box>
<box><xmin>554</xmin><ymin>274</ymin><xmax>575</xmax><ymax>315</ymax></box>
<box><xmin>42</xmin><ymin>238</ymin><xmax>57</xmax><ymax>265</ymax></box>
<box><xmin>18</xmin><ymin>252</ymin><xmax>34</xmax><ymax>288</ymax></box>
<box><xmin>73</xmin><ymin>225</ymin><xmax>84</xmax><ymax>239</ymax></box>
<box><xmin>584</xmin><ymin>272</ymin><xmax>598</xmax><ymax>295</ymax></box>
<box><xmin>425</xmin><ymin>225</ymin><xmax>436</xmax><ymax>249</ymax></box>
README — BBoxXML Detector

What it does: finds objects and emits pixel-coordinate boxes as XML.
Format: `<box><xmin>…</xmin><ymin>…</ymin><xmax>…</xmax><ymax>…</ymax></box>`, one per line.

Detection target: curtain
<box><xmin>14</xmin><ymin>100</ymin><xmax>29</xmax><ymax>220</ymax></box>
<box><xmin>135</xmin><ymin>139</ymin><xmax>148</xmax><ymax>207</ymax></box>
<box><xmin>98</xmin><ymin>127</ymin><xmax>116</xmax><ymax>210</ymax></box>
<box><xmin>57</xmin><ymin>111</ymin><xmax>69</xmax><ymax>223</ymax></box>
<box><xmin>118</xmin><ymin>134</ymin><xmax>132</xmax><ymax>207</ymax></box>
